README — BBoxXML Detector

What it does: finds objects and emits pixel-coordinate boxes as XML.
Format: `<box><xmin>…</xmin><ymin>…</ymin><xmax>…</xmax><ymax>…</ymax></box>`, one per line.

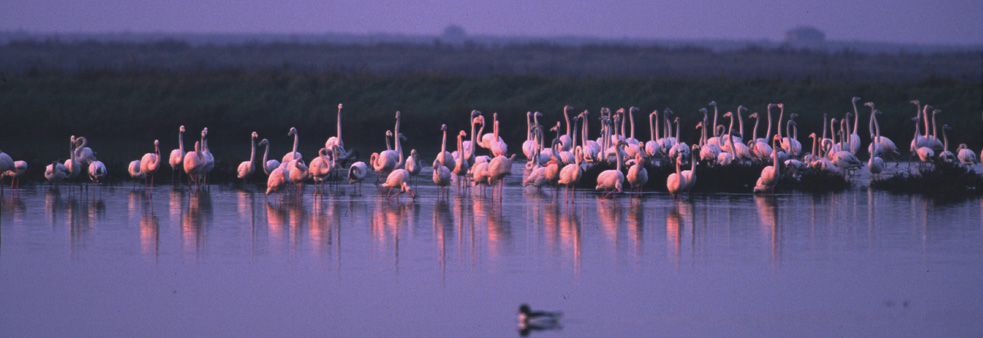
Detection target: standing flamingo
<box><xmin>258</xmin><ymin>139</ymin><xmax>279</xmax><ymax>175</ymax></box>
<box><xmin>753</xmin><ymin>135</ymin><xmax>782</xmax><ymax>194</ymax></box>
<box><xmin>169</xmin><ymin>125</ymin><xmax>186</xmax><ymax>182</ymax></box>
<box><xmin>956</xmin><ymin>144</ymin><xmax>978</xmax><ymax>167</ymax></box>
<box><xmin>237</xmin><ymin>132</ymin><xmax>259</xmax><ymax>181</ymax></box>
<box><xmin>452</xmin><ymin>130</ymin><xmax>471</xmax><ymax>191</ymax></box>
<box><xmin>184</xmin><ymin>141</ymin><xmax>205</xmax><ymax>191</ymax></box>
<box><xmin>596</xmin><ymin>140</ymin><xmax>627</xmax><ymax>198</ymax></box>
<box><xmin>45</xmin><ymin>160</ymin><xmax>69</xmax><ymax>189</ymax></box>
<box><xmin>558</xmin><ymin>146</ymin><xmax>584</xmax><ymax>202</ymax></box>
<box><xmin>406</xmin><ymin>149</ymin><xmax>422</xmax><ymax>185</ymax></box>
<box><xmin>666</xmin><ymin>154</ymin><xmax>687</xmax><ymax>199</ymax></box>
<box><xmin>325</xmin><ymin>103</ymin><xmax>357</xmax><ymax>166</ymax></box>
<box><xmin>432</xmin><ymin>160</ymin><xmax>452</xmax><ymax>199</ymax></box>
<box><xmin>282</xmin><ymin>127</ymin><xmax>302</xmax><ymax>163</ymax></box>
<box><xmin>309</xmin><ymin>147</ymin><xmax>335</xmax><ymax>194</ymax></box>
<box><xmin>348</xmin><ymin>161</ymin><xmax>368</xmax><ymax>194</ymax></box>
<box><xmin>140</xmin><ymin>139</ymin><xmax>161</xmax><ymax>192</ymax></box>
<box><xmin>436</xmin><ymin>124</ymin><xmax>456</xmax><ymax>170</ymax></box>
<box><xmin>626</xmin><ymin>153</ymin><xmax>648</xmax><ymax>198</ymax></box>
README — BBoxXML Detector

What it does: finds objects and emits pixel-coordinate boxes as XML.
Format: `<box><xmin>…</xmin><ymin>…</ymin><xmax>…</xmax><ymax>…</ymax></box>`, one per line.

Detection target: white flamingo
<box><xmin>956</xmin><ymin>144</ymin><xmax>978</xmax><ymax>167</ymax></box>
<box><xmin>309</xmin><ymin>147</ymin><xmax>335</xmax><ymax>194</ymax></box>
<box><xmin>288</xmin><ymin>158</ymin><xmax>309</xmax><ymax>196</ymax></box>
<box><xmin>183</xmin><ymin>141</ymin><xmax>205</xmax><ymax>190</ymax></box>
<box><xmin>282</xmin><ymin>127</ymin><xmax>302</xmax><ymax>163</ymax></box>
<box><xmin>74</xmin><ymin>136</ymin><xmax>97</xmax><ymax>168</ymax></box>
<box><xmin>436</xmin><ymin>124</ymin><xmax>456</xmax><ymax>171</ymax></box>
<box><xmin>666</xmin><ymin>155</ymin><xmax>687</xmax><ymax>199</ymax></box>
<box><xmin>596</xmin><ymin>140</ymin><xmax>627</xmax><ymax>198</ymax></box>
<box><xmin>406</xmin><ymin>149</ymin><xmax>422</xmax><ymax>185</ymax></box>
<box><xmin>325</xmin><ymin>103</ymin><xmax>357</xmax><ymax>165</ymax></box>
<box><xmin>488</xmin><ymin>153</ymin><xmax>516</xmax><ymax>200</ymax></box>
<box><xmin>266</xmin><ymin>165</ymin><xmax>287</xmax><ymax>202</ymax></box>
<box><xmin>45</xmin><ymin>160</ymin><xmax>69</xmax><ymax>188</ymax></box>
<box><xmin>452</xmin><ymin>130</ymin><xmax>471</xmax><ymax>191</ymax></box>
<box><xmin>558</xmin><ymin>105</ymin><xmax>574</xmax><ymax>151</ymax></box>
<box><xmin>140</xmin><ymin>139</ymin><xmax>161</xmax><ymax>191</ymax></box>
<box><xmin>626</xmin><ymin>153</ymin><xmax>648</xmax><ymax>198</ymax></box>
<box><xmin>258</xmin><ymin>139</ymin><xmax>280</xmax><ymax>175</ymax></box>
<box><xmin>753</xmin><ymin>135</ymin><xmax>782</xmax><ymax>194</ymax></box>
<box><xmin>848</xmin><ymin>97</ymin><xmax>862</xmax><ymax>154</ymax></box>
<box><xmin>168</xmin><ymin>125</ymin><xmax>186</xmax><ymax>181</ymax></box>
<box><xmin>432</xmin><ymin>160</ymin><xmax>452</xmax><ymax>199</ymax></box>
<box><xmin>681</xmin><ymin>144</ymin><xmax>699</xmax><ymax>192</ymax></box>
<box><xmin>382</xmin><ymin>169</ymin><xmax>415</xmax><ymax>200</ymax></box>
<box><xmin>237</xmin><ymin>132</ymin><xmax>259</xmax><ymax>181</ymax></box>
<box><xmin>348</xmin><ymin>161</ymin><xmax>368</xmax><ymax>194</ymax></box>
<box><xmin>522</xmin><ymin>111</ymin><xmax>537</xmax><ymax>160</ymax></box>
<box><xmin>558</xmin><ymin>146</ymin><xmax>584</xmax><ymax>202</ymax></box>
<box><xmin>938</xmin><ymin>124</ymin><xmax>955</xmax><ymax>163</ymax></box>
<box><xmin>370</xmin><ymin>130</ymin><xmax>398</xmax><ymax>182</ymax></box>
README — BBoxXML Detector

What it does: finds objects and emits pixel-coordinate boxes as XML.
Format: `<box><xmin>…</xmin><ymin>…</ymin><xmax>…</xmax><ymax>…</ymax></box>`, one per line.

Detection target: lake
<box><xmin>2</xmin><ymin>175</ymin><xmax>982</xmax><ymax>337</ymax></box>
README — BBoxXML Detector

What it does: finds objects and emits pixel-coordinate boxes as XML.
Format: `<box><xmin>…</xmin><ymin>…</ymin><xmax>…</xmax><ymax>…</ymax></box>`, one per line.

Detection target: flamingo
<box><xmin>868</xmin><ymin>112</ymin><xmax>885</xmax><ymax>179</ymax></box>
<box><xmin>87</xmin><ymin>160</ymin><xmax>108</xmax><ymax>197</ymax></box>
<box><xmin>266</xmin><ymin>164</ymin><xmax>287</xmax><ymax>202</ymax></box>
<box><xmin>645</xmin><ymin>110</ymin><xmax>662</xmax><ymax>159</ymax></box>
<box><xmin>282</xmin><ymin>127</ymin><xmax>302</xmax><ymax>163</ymax></box>
<box><xmin>490</xmin><ymin>118</ymin><xmax>508</xmax><ymax>157</ymax></box>
<box><xmin>200</xmin><ymin>128</ymin><xmax>214</xmax><ymax>185</ymax></box>
<box><xmin>681</xmin><ymin>144</ymin><xmax>699</xmax><ymax>192</ymax></box>
<box><xmin>558</xmin><ymin>146</ymin><xmax>583</xmax><ymax>202</ymax></box>
<box><xmin>558</xmin><ymin>105</ymin><xmax>574</xmax><ymax>151</ymax></box>
<box><xmin>596</xmin><ymin>140</ymin><xmax>627</xmax><ymax>198</ymax></box>
<box><xmin>183</xmin><ymin>141</ymin><xmax>205</xmax><ymax>191</ymax></box>
<box><xmin>287</xmin><ymin>158</ymin><xmax>309</xmax><ymax>196</ymax></box>
<box><xmin>829</xmin><ymin>126</ymin><xmax>863</xmax><ymax>175</ymax></box>
<box><xmin>74</xmin><ymin>136</ymin><xmax>97</xmax><ymax>168</ymax></box>
<box><xmin>753</xmin><ymin>135</ymin><xmax>782</xmax><ymax>194</ymax></box>
<box><xmin>406</xmin><ymin>149</ymin><xmax>422</xmax><ymax>185</ymax></box>
<box><xmin>436</xmin><ymin>124</ymin><xmax>456</xmax><ymax>171</ymax></box>
<box><xmin>911</xmin><ymin>117</ymin><xmax>935</xmax><ymax>169</ymax></box>
<box><xmin>382</xmin><ymin>169</ymin><xmax>415</xmax><ymax>200</ymax></box>
<box><xmin>2</xmin><ymin>160</ymin><xmax>27</xmax><ymax>194</ymax></box>
<box><xmin>848</xmin><ymin>97</ymin><xmax>862</xmax><ymax>154</ymax></box>
<box><xmin>956</xmin><ymin>144</ymin><xmax>978</xmax><ymax>167</ymax></box>
<box><xmin>370</xmin><ymin>130</ymin><xmax>398</xmax><ymax>183</ymax></box>
<box><xmin>139</xmin><ymin>139</ymin><xmax>161</xmax><ymax>192</ymax></box>
<box><xmin>237</xmin><ymin>132</ymin><xmax>259</xmax><ymax>181</ymax></box>
<box><xmin>325</xmin><ymin>103</ymin><xmax>357</xmax><ymax>166</ymax></box>
<box><xmin>258</xmin><ymin>139</ymin><xmax>280</xmax><ymax>175</ymax></box>
<box><xmin>348</xmin><ymin>161</ymin><xmax>368</xmax><ymax>194</ymax></box>
<box><xmin>461</xmin><ymin>110</ymin><xmax>482</xmax><ymax>160</ymax></box>
<box><xmin>747</xmin><ymin>112</ymin><xmax>773</xmax><ymax>162</ymax></box>
<box><xmin>488</xmin><ymin>153</ymin><xmax>516</xmax><ymax>200</ymax></box>
<box><xmin>432</xmin><ymin>160</ymin><xmax>452</xmax><ymax>199</ymax></box>
<box><xmin>938</xmin><ymin>124</ymin><xmax>955</xmax><ymax>163</ymax></box>
<box><xmin>926</xmin><ymin>108</ymin><xmax>944</xmax><ymax>153</ymax></box>
<box><xmin>0</xmin><ymin>150</ymin><xmax>13</xmax><ymax>175</ymax></box>
<box><xmin>523</xmin><ymin>126</ymin><xmax>548</xmax><ymax>191</ymax></box>
<box><xmin>452</xmin><ymin>130</ymin><xmax>471</xmax><ymax>191</ymax></box>
<box><xmin>168</xmin><ymin>125</ymin><xmax>186</xmax><ymax>181</ymax></box>
<box><xmin>63</xmin><ymin>136</ymin><xmax>82</xmax><ymax>183</ymax></box>
<box><xmin>480</xmin><ymin>112</ymin><xmax>505</xmax><ymax>151</ymax></box>
<box><xmin>128</xmin><ymin>159</ymin><xmax>145</xmax><ymax>187</ymax></box>
<box><xmin>908</xmin><ymin>101</ymin><xmax>930</xmax><ymax>150</ymax></box>
<box><xmin>721</xmin><ymin>111</ymin><xmax>748</xmax><ymax>162</ymax></box>
<box><xmin>626</xmin><ymin>153</ymin><xmax>648</xmax><ymax>198</ymax></box>
<box><xmin>309</xmin><ymin>147</ymin><xmax>336</xmax><ymax>194</ymax></box>
<box><xmin>471</xmin><ymin>161</ymin><xmax>491</xmax><ymax>195</ymax></box>
<box><xmin>522</xmin><ymin>111</ymin><xmax>537</xmax><ymax>160</ymax></box>
<box><xmin>666</xmin><ymin>154</ymin><xmax>687</xmax><ymax>199</ymax></box>
<box><xmin>45</xmin><ymin>160</ymin><xmax>69</xmax><ymax>189</ymax></box>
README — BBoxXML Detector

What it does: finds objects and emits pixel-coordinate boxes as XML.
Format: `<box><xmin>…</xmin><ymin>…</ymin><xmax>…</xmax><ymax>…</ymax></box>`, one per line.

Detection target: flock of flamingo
<box><xmin>1</xmin><ymin>99</ymin><xmax>980</xmax><ymax>201</ymax></box>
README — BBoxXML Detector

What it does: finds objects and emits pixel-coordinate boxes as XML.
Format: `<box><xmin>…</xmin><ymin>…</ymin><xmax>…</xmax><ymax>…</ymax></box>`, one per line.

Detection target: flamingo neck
<box><xmin>765</xmin><ymin>106</ymin><xmax>773</xmax><ymax>140</ymax></box>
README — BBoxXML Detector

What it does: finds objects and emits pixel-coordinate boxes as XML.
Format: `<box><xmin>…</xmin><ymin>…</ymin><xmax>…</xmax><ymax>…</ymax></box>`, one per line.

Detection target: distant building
<box><xmin>785</xmin><ymin>26</ymin><xmax>826</xmax><ymax>44</ymax></box>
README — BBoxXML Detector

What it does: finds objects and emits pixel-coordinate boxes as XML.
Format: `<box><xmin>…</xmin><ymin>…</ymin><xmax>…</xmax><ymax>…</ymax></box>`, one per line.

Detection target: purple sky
<box><xmin>2</xmin><ymin>0</ymin><xmax>981</xmax><ymax>45</ymax></box>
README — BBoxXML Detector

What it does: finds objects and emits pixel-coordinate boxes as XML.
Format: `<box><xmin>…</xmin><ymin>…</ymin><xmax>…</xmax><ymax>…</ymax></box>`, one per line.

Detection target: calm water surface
<box><xmin>2</xmin><ymin>179</ymin><xmax>982</xmax><ymax>337</ymax></box>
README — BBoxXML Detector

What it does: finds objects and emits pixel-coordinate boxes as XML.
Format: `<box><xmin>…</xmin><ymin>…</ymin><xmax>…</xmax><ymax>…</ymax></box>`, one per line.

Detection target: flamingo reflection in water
<box><xmin>755</xmin><ymin>195</ymin><xmax>781</xmax><ymax>270</ymax></box>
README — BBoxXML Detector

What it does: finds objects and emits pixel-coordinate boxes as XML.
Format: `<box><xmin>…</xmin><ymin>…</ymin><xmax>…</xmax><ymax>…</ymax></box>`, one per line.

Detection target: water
<box><xmin>2</xmin><ymin>179</ymin><xmax>982</xmax><ymax>337</ymax></box>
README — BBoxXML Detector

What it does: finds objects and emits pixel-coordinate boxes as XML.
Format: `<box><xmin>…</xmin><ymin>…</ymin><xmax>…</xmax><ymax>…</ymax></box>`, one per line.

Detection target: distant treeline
<box><xmin>2</xmin><ymin>39</ymin><xmax>981</xmax><ymax>81</ymax></box>
<box><xmin>1</xmin><ymin>65</ymin><xmax>980</xmax><ymax>169</ymax></box>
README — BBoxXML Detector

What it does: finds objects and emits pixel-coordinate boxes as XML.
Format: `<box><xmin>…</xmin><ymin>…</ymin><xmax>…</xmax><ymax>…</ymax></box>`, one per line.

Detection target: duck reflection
<box><xmin>754</xmin><ymin>195</ymin><xmax>780</xmax><ymax>269</ymax></box>
<box><xmin>182</xmin><ymin>190</ymin><xmax>212</xmax><ymax>256</ymax></box>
